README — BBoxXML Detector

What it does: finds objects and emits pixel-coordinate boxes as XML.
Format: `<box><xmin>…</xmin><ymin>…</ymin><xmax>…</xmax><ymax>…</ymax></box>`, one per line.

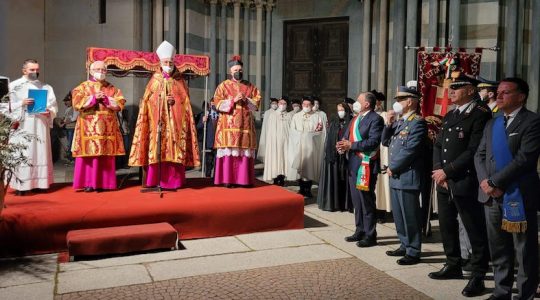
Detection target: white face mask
<box><xmin>293</xmin><ymin>106</ymin><xmax>300</xmax><ymax>112</ymax></box>
<box><xmin>337</xmin><ymin>111</ymin><xmax>346</xmax><ymax>119</ymax></box>
<box><xmin>352</xmin><ymin>102</ymin><xmax>362</xmax><ymax>114</ymax></box>
<box><xmin>278</xmin><ymin>104</ymin><xmax>287</xmax><ymax>112</ymax></box>
<box><xmin>270</xmin><ymin>103</ymin><xmax>278</xmax><ymax>110</ymax></box>
<box><xmin>302</xmin><ymin>107</ymin><xmax>311</xmax><ymax>113</ymax></box>
<box><xmin>313</xmin><ymin>104</ymin><xmax>319</xmax><ymax>111</ymax></box>
<box><xmin>162</xmin><ymin>66</ymin><xmax>172</xmax><ymax>74</ymax></box>
<box><xmin>93</xmin><ymin>72</ymin><xmax>106</xmax><ymax>81</ymax></box>
<box><xmin>392</xmin><ymin>101</ymin><xmax>404</xmax><ymax>115</ymax></box>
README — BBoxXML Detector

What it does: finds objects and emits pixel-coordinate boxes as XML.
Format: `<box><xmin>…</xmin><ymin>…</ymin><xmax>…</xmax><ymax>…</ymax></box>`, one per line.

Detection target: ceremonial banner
<box><xmin>417</xmin><ymin>47</ymin><xmax>483</xmax><ymax>138</ymax></box>
<box><xmin>86</xmin><ymin>47</ymin><xmax>210</xmax><ymax>77</ymax></box>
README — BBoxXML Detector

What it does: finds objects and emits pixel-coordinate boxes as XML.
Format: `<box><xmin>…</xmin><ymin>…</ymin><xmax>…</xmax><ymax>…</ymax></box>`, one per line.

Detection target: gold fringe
<box><xmin>501</xmin><ymin>220</ymin><xmax>527</xmax><ymax>233</ymax></box>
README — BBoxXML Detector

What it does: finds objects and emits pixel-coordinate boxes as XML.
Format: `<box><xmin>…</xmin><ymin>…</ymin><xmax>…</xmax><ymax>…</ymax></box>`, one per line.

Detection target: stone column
<box><xmin>405</xmin><ymin>0</ymin><xmax>418</xmax><ymax>81</ymax></box>
<box><xmin>392</xmin><ymin>0</ymin><xmax>406</xmax><ymax>87</ymax></box>
<box><xmin>141</xmin><ymin>0</ymin><xmax>152</xmax><ymax>51</ymax></box>
<box><xmin>255</xmin><ymin>1</ymin><xmax>263</xmax><ymax>90</ymax></box>
<box><xmin>528</xmin><ymin>0</ymin><xmax>540</xmax><ymax>112</ymax></box>
<box><xmin>448</xmin><ymin>0</ymin><xmax>460</xmax><ymax>46</ymax></box>
<box><xmin>178</xmin><ymin>0</ymin><xmax>186</xmax><ymax>54</ymax></box>
<box><xmin>505</xmin><ymin>0</ymin><xmax>518</xmax><ymax>77</ymax></box>
<box><xmin>264</xmin><ymin>0</ymin><xmax>273</xmax><ymax>105</ymax></box>
<box><xmin>210</xmin><ymin>0</ymin><xmax>218</xmax><ymax>94</ymax></box>
<box><xmin>165</xmin><ymin>0</ymin><xmax>177</xmax><ymax>47</ymax></box>
<box><xmin>361</xmin><ymin>0</ymin><xmax>371</xmax><ymax>91</ymax></box>
<box><xmin>153</xmin><ymin>0</ymin><xmax>164</xmax><ymax>48</ymax></box>
<box><xmin>220</xmin><ymin>0</ymin><xmax>228</xmax><ymax>81</ymax></box>
<box><xmin>428</xmin><ymin>0</ymin><xmax>439</xmax><ymax>47</ymax></box>
<box><xmin>243</xmin><ymin>0</ymin><xmax>250</xmax><ymax>79</ymax></box>
<box><xmin>377</xmin><ymin>0</ymin><xmax>388</xmax><ymax>92</ymax></box>
<box><xmin>233</xmin><ymin>0</ymin><xmax>241</xmax><ymax>55</ymax></box>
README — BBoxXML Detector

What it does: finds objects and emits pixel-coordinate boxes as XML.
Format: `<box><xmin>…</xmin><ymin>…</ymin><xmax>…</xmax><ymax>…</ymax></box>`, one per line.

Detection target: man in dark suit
<box><xmin>430</xmin><ymin>74</ymin><xmax>491</xmax><ymax>297</ymax></box>
<box><xmin>474</xmin><ymin>77</ymin><xmax>540</xmax><ymax>300</ymax></box>
<box><xmin>381</xmin><ymin>86</ymin><xmax>427</xmax><ymax>265</ymax></box>
<box><xmin>196</xmin><ymin>99</ymin><xmax>219</xmax><ymax>177</ymax></box>
<box><xmin>337</xmin><ymin>92</ymin><xmax>384</xmax><ymax>247</ymax></box>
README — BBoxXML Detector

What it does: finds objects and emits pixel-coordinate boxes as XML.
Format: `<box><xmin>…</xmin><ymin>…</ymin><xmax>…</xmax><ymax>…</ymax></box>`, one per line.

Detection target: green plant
<box><xmin>0</xmin><ymin>113</ymin><xmax>35</xmax><ymax>216</ymax></box>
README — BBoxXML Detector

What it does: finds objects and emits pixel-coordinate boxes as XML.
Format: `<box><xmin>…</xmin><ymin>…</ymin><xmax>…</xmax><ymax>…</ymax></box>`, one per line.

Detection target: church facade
<box><xmin>0</xmin><ymin>0</ymin><xmax>538</xmax><ymax>115</ymax></box>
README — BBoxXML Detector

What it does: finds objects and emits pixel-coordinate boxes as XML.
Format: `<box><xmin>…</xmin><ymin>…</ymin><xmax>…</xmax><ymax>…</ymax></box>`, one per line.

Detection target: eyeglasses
<box><xmin>91</xmin><ymin>68</ymin><xmax>107</xmax><ymax>72</ymax></box>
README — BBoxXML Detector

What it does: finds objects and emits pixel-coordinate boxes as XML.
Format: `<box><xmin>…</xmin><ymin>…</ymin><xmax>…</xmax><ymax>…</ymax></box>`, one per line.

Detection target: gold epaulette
<box><xmin>407</xmin><ymin>113</ymin><xmax>422</xmax><ymax>121</ymax></box>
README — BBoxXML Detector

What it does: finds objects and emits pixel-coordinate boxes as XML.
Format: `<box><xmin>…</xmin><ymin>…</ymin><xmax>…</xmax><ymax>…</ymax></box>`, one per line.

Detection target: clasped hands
<box><xmin>336</xmin><ymin>139</ymin><xmax>351</xmax><ymax>154</ymax></box>
<box><xmin>431</xmin><ymin>169</ymin><xmax>449</xmax><ymax>189</ymax></box>
<box><xmin>233</xmin><ymin>93</ymin><xmax>244</xmax><ymax>103</ymax></box>
<box><xmin>479</xmin><ymin>179</ymin><xmax>504</xmax><ymax>198</ymax></box>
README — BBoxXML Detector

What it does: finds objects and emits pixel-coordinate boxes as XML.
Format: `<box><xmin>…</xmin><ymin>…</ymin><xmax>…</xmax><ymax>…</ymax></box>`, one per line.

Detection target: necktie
<box><xmin>504</xmin><ymin>115</ymin><xmax>510</xmax><ymax>128</ymax></box>
<box><xmin>453</xmin><ymin>109</ymin><xmax>460</xmax><ymax>118</ymax></box>
<box><xmin>396</xmin><ymin>118</ymin><xmax>404</xmax><ymax>129</ymax></box>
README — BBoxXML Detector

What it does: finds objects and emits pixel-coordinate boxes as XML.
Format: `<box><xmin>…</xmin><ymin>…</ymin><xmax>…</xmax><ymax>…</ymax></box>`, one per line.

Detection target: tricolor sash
<box><xmin>492</xmin><ymin>116</ymin><xmax>527</xmax><ymax>233</ymax></box>
<box><xmin>349</xmin><ymin>115</ymin><xmax>372</xmax><ymax>191</ymax></box>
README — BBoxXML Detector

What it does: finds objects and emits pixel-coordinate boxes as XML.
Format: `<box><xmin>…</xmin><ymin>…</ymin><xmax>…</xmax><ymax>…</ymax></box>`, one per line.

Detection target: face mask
<box><xmin>93</xmin><ymin>72</ymin><xmax>106</xmax><ymax>81</ymax></box>
<box><xmin>302</xmin><ymin>107</ymin><xmax>311</xmax><ymax>113</ymax></box>
<box><xmin>337</xmin><ymin>111</ymin><xmax>346</xmax><ymax>119</ymax></box>
<box><xmin>313</xmin><ymin>104</ymin><xmax>319</xmax><ymax>111</ymax></box>
<box><xmin>392</xmin><ymin>101</ymin><xmax>404</xmax><ymax>115</ymax></box>
<box><xmin>278</xmin><ymin>104</ymin><xmax>287</xmax><ymax>112</ymax></box>
<box><xmin>270</xmin><ymin>104</ymin><xmax>278</xmax><ymax>110</ymax></box>
<box><xmin>27</xmin><ymin>72</ymin><xmax>39</xmax><ymax>80</ymax></box>
<box><xmin>352</xmin><ymin>102</ymin><xmax>362</xmax><ymax>114</ymax></box>
<box><xmin>293</xmin><ymin>106</ymin><xmax>300</xmax><ymax>112</ymax></box>
<box><xmin>233</xmin><ymin>71</ymin><xmax>243</xmax><ymax>80</ymax></box>
<box><xmin>162</xmin><ymin>66</ymin><xmax>172</xmax><ymax>73</ymax></box>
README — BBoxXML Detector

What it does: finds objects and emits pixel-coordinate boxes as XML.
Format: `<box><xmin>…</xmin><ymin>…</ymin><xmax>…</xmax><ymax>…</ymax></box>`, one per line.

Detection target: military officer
<box><xmin>477</xmin><ymin>77</ymin><xmax>500</xmax><ymax>116</ymax></box>
<box><xmin>429</xmin><ymin>74</ymin><xmax>491</xmax><ymax>298</ymax></box>
<box><xmin>381</xmin><ymin>86</ymin><xmax>427</xmax><ymax>265</ymax></box>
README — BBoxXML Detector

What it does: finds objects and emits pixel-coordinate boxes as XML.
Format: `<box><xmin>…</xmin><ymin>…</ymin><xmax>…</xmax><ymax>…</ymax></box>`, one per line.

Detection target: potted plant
<box><xmin>0</xmin><ymin>112</ymin><xmax>35</xmax><ymax>218</ymax></box>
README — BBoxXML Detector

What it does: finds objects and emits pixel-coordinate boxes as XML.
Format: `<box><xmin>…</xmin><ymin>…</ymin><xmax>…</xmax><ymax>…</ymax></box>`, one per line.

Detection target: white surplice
<box><xmin>1</xmin><ymin>76</ymin><xmax>58</xmax><ymax>191</ymax></box>
<box><xmin>287</xmin><ymin>110</ymin><xmax>326</xmax><ymax>181</ymax></box>
<box><xmin>258</xmin><ymin>109</ymin><xmax>292</xmax><ymax>181</ymax></box>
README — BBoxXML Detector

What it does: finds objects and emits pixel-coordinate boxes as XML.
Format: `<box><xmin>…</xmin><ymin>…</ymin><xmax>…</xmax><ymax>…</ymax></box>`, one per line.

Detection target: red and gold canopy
<box><xmin>86</xmin><ymin>47</ymin><xmax>210</xmax><ymax>76</ymax></box>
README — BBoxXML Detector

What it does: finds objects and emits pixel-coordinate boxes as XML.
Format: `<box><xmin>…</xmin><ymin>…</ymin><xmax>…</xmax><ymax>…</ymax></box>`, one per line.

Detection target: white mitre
<box><xmin>156</xmin><ymin>40</ymin><xmax>176</xmax><ymax>60</ymax></box>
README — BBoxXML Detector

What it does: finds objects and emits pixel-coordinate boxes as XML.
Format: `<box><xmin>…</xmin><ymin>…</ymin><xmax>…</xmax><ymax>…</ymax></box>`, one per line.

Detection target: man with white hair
<box><xmin>2</xmin><ymin>59</ymin><xmax>58</xmax><ymax>195</ymax></box>
<box><xmin>129</xmin><ymin>41</ymin><xmax>200</xmax><ymax>189</ymax></box>
<box><xmin>71</xmin><ymin>60</ymin><xmax>126</xmax><ymax>192</ymax></box>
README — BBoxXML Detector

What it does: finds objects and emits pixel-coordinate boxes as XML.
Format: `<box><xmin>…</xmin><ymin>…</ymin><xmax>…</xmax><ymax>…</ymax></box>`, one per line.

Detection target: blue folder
<box><xmin>27</xmin><ymin>89</ymin><xmax>48</xmax><ymax>114</ymax></box>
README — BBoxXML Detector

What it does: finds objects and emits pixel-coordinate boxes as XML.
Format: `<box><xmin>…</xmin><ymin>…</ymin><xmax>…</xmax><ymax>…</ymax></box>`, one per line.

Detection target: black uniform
<box><xmin>433</xmin><ymin>101</ymin><xmax>491</xmax><ymax>277</ymax></box>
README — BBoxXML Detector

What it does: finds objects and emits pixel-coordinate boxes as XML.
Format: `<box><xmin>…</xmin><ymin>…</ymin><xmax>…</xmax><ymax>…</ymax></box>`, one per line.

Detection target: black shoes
<box><xmin>344</xmin><ymin>233</ymin><xmax>364</xmax><ymax>242</ymax></box>
<box><xmin>273</xmin><ymin>175</ymin><xmax>285</xmax><ymax>186</ymax></box>
<box><xmin>461</xmin><ymin>276</ymin><xmax>485</xmax><ymax>297</ymax></box>
<box><xmin>428</xmin><ymin>265</ymin><xmax>463</xmax><ymax>280</ymax></box>
<box><xmin>84</xmin><ymin>187</ymin><xmax>95</xmax><ymax>193</ymax></box>
<box><xmin>15</xmin><ymin>190</ymin><xmax>26</xmax><ymax>196</ymax></box>
<box><xmin>386</xmin><ymin>248</ymin><xmax>406</xmax><ymax>257</ymax></box>
<box><xmin>397</xmin><ymin>255</ymin><xmax>420</xmax><ymax>265</ymax></box>
<box><xmin>356</xmin><ymin>238</ymin><xmax>377</xmax><ymax>248</ymax></box>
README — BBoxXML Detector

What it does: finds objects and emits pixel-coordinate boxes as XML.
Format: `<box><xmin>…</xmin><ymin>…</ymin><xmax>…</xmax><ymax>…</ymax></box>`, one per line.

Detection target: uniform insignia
<box><xmin>458</xmin><ymin>131</ymin><xmax>464</xmax><ymax>139</ymax></box>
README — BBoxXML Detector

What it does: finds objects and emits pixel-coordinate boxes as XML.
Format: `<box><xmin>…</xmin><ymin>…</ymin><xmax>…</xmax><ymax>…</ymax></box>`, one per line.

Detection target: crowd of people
<box><xmin>1</xmin><ymin>39</ymin><xmax>539</xmax><ymax>299</ymax></box>
<box><xmin>257</xmin><ymin>75</ymin><xmax>539</xmax><ymax>299</ymax></box>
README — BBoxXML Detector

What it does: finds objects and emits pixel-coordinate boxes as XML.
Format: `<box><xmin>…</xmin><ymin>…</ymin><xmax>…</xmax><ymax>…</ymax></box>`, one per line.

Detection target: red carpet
<box><xmin>0</xmin><ymin>179</ymin><xmax>304</xmax><ymax>256</ymax></box>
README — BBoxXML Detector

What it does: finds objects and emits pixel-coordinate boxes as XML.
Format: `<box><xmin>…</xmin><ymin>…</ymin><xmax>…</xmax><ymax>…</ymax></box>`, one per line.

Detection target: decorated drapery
<box><xmin>86</xmin><ymin>47</ymin><xmax>210</xmax><ymax>77</ymax></box>
<box><xmin>417</xmin><ymin>47</ymin><xmax>483</xmax><ymax>138</ymax></box>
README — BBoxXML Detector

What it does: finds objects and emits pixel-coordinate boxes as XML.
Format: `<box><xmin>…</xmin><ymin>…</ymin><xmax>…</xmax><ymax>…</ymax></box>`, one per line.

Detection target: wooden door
<box><xmin>283</xmin><ymin>18</ymin><xmax>349</xmax><ymax>114</ymax></box>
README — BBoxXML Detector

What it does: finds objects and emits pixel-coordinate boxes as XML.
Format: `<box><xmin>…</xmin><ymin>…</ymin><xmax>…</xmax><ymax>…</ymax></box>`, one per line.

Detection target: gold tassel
<box><xmin>501</xmin><ymin>220</ymin><xmax>527</xmax><ymax>233</ymax></box>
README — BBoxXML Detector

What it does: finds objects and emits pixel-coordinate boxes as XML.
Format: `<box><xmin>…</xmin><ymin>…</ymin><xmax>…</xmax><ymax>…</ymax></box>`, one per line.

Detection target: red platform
<box><xmin>0</xmin><ymin>179</ymin><xmax>304</xmax><ymax>257</ymax></box>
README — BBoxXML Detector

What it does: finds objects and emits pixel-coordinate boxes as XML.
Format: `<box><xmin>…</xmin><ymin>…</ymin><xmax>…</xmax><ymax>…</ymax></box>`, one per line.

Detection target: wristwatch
<box><xmin>487</xmin><ymin>179</ymin><xmax>497</xmax><ymax>188</ymax></box>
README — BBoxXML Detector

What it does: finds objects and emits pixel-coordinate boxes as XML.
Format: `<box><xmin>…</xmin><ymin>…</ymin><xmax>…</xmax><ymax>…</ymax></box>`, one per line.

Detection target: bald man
<box><xmin>71</xmin><ymin>61</ymin><xmax>126</xmax><ymax>192</ymax></box>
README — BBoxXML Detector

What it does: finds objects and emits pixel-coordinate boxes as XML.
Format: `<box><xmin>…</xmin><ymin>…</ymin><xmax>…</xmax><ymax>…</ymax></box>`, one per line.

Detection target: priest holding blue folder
<box><xmin>1</xmin><ymin>59</ymin><xmax>58</xmax><ymax>195</ymax></box>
